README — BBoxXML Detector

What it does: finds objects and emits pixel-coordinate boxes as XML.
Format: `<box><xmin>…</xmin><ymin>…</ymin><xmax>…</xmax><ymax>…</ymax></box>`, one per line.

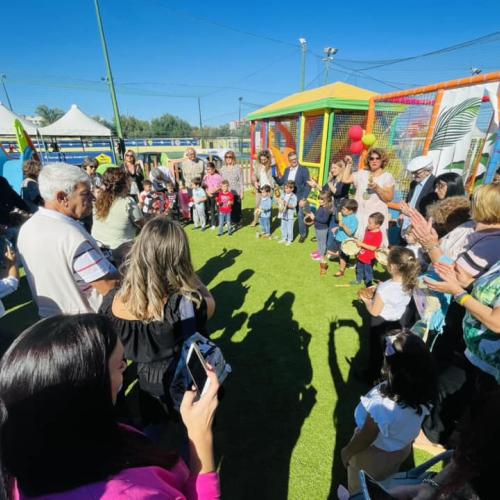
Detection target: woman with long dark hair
<box><xmin>0</xmin><ymin>313</ymin><xmax>220</xmax><ymax>499</ymax></box>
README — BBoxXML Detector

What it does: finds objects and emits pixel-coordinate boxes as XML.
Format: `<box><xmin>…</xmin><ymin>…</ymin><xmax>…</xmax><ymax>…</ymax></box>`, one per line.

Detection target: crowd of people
<box><xmin>0</xmin><ymin>143</ymin><xmax>500</xmax><ymax>499</ymax></box>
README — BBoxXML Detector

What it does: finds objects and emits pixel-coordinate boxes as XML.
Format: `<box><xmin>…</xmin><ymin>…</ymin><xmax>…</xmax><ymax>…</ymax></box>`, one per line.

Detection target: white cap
<box><xmin>406</xmin><ymin>155</ymin><xmax>434</xmax><ymax>172</ymax></box>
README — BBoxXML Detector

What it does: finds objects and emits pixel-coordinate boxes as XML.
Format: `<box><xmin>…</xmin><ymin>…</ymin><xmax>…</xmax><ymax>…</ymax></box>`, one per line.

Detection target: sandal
<box><xmin>334</xmin><ymin>271</ymin><xmax>345</xmax><ymax>277</ymax></box>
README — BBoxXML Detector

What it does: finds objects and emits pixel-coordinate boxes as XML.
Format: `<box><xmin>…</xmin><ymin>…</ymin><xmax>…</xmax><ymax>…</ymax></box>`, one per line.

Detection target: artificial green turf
<box><xmin>0</xmin><ymin>199</ymin><xmax>433</xmax><ymax>499</ymax></box>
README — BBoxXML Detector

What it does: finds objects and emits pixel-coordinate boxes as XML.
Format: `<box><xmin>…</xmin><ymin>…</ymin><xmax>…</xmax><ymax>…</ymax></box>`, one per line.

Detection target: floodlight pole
<box><xmin>323</xmin><ymin>47</ymin><xmax>338</xmax><ymax>85</ymax></box>
<box><xmin>197</xmin><ymin>97</ymin><xmax>204</xmax><ymax>148</ymax></box>
<box><xmin>299</xmin><ymin>38</ymin><xmax>307</xmax><ymax>91</ymax></box>
<box><xmin>238</xmin><ymin>97</ymin><xmax>243</xmax><ymax>154</ymax></box>
<box><xmin>94</xmin><ymin>0</ymin><xmax>124</xmax><ymax>155</ymax></box>
<box><xmin>1</xmin><ymin>74</ymin><xmax>13</xmax><ymax>111</ymax></box>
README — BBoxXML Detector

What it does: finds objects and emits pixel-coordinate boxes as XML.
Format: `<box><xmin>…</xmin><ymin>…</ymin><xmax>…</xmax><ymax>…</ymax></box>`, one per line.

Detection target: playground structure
<box><xmin>360</xmin><ymin>72</ymin><xmax>500</xmax><ymax>207</ymax></box>
<box><xmin>249</xmin><ymin>74</ymin><xmax>500</xmax><ymax>211</ymax></box>
<box><xmin>247</xmin><ymin>82</ymin><xmax>376</xmax><ymax>186</ymax></box>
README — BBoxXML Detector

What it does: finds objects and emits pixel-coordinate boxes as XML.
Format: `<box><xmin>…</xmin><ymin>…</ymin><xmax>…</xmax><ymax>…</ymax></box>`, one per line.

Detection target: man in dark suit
<box><xmin>274</xmin><ymin>151</ymin><xmax>311</xmax><ymax>242</ymax></box>
<box><xmin>405</xmin><ymin>156</ymin><xmax>436</xmax><ymax>216</ymax></box>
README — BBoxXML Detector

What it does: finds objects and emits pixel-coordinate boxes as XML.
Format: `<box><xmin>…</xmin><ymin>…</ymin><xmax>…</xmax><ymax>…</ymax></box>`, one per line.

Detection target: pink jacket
<box><xmin>13</xmin><ymin>459</ymin><xmax>220</xmax><ymax>499</ymax></box>
<box><xmin>202</xmin><ymin>173</ymin><xmax>223</xmax><ymax>195</ymax></box>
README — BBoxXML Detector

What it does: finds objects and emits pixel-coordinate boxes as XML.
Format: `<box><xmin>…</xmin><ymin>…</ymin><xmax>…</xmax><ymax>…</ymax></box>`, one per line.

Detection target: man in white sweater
<box><xmin>18</xmin><ymin>163</ymin><xmax>117</xmax><ymax>318</ymax></box>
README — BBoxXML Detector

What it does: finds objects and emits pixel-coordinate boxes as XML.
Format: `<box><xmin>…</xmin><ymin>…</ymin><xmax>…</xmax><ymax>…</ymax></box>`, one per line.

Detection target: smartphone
<box><xmin>186</xmin><ymin>342</ymin><xmax>210</xmax><ymax>396</ymax></box>
<box><xmin>359</xmin><ymin>471</ymin><xmax>396</xmax><ymax>500</ymax></box>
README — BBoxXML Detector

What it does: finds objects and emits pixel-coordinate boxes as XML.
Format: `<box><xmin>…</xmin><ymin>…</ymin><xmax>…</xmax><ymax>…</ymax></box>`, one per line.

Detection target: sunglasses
<box><xmin>369</xmin><ymin>156</ymin><xmax>381</xmax><ymax>161</ymax></box>
<box><xmin>125</xmin><ymin>153</ymin><xmax>134</xmax><ymax>157</ymax></box>
<box><xmin>225</xmin><ymin>155</ymin><xmax>234</xmax><ymax>159</ymax></box>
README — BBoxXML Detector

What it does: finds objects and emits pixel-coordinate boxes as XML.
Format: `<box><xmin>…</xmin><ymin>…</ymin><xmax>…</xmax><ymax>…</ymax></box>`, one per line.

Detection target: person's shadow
<box><xmin>208</xmin><ymin>269</ymin><xmax>254</xmax><ymax>338</ymax></box>
<box><xmin>215</xmin><ymin>291</ymin><xmax>316</xmax><ymax>499</ymax></box>
<box><xmin>328</xmin><ymin>318</ymin><xmax>371</xmax><ymax>498</ymax></box>
<box><xmin>196</xmin><ymin>248</ymin><xmax>242</xmax><ymax>287</ymax></box>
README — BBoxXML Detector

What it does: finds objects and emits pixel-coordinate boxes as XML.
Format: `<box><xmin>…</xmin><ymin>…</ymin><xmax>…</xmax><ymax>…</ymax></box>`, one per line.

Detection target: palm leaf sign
<box><xmin>429</xmin><ymin>97</ymin><xmax>481</xmax><ymax>151</ymax></box>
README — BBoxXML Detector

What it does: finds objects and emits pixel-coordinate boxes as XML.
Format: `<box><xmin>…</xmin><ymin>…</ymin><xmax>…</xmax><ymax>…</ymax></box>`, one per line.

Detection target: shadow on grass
<box><xmin>328</xmin><ymin>318</ymin><xmax>370</xmax><ymax>498</ymax></box>
<box><xmin>214</xmin><ymin>290</ymin><xmax>316</xmax><ymax>500</ymax></box>
<box><xmin>196</xmin><ymin>248</ymin><xmax>243</xmax><ymax>287</ymax></box>
<box><xmin>0</xmin><ymin>275</ymin><xmax>38</xmax><ymax>358</ymax></box>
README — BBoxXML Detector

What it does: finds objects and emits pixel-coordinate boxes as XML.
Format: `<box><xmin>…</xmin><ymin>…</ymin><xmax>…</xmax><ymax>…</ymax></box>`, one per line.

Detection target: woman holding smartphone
<box><xmin>0</xmin><ymin>313</ymin><xmax>221</xmax><ymax>499</ymax></box>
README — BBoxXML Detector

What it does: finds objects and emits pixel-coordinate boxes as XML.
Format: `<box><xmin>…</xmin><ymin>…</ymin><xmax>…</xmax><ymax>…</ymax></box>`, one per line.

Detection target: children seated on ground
<box><xmin>256</xmin><ymin>185</ymin><xmax>272</xmax><ymax>239</ymax></box>
<box><xmin>191</xmin><ymin>177</ymin><xmax>207</xmax><ymax>230</ymax></box>
<box><xmin>341</xmin><ymin>330</ymin><xmax>437</xmax><ymax>494</ymax></box>
<box><xmin>217</xmin><ymin>180</ymin><xmax>234</xmax><ymax>236</ymax></box>
<box><xmin>329</xmin><ymin>199</ymin><xmax>359</xmax><ymax>277</ymax></box>
<box><xmin>308</xmin><ymin>192</ymin><xmax>334</xmax><ymax>275</ymax></box>
<box><xmin>358</xmin><ymin>246</ymin><xmax>421</xmax><ymax>382</ymax></box>
<box><xmin>277</xmin><ymin>181</ymin><xmax>297</xmax><ymax>246</ymax></box>
<box><xmin>352</xmin><ymin>212</ymin><xmax>384</xmax><ymax>286</ymax></box>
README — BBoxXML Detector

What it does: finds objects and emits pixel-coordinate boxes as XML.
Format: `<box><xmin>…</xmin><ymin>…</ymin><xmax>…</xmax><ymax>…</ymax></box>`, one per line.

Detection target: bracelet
<box><xmin>459</xmin><ymin>294</ymin><xmax>473</xmax><ymax>307</ymax></box>
<box><xmin>422</xmin><ymin>477</ymin><xmax>440</xmax><ymax>490</ymax></box>
<box><xmin>453</xmin><ymin>291</ymin><xmax>468</xmax><ymax>304</ymax></box>
<box><xmin>425</xmin><ymin>243</ymin><xmax>440</xmax><ymax>252</ymax></box>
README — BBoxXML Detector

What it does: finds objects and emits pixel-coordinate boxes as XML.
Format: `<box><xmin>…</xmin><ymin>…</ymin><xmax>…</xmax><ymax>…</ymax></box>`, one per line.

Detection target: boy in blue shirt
<box><xmin>277</xmin><ymin>181</ymin><xmax>297</xmax><ymax>246</ymax></box>
<box><xmin>330</xmin><ymin>199</ymin><xmax>359</xmax><ymax>277</ymax></box>
<box><xmin>257</xmin><ymin>185</ymin><xmax>273</xmax><ymax>240</ymax></box>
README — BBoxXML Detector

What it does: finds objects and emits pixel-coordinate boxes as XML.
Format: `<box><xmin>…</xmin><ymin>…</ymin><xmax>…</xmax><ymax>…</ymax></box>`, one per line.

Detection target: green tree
<box><xmin>150</xmin><ymin>113</ymin><xmax>193</xmax><ymax>137</ymax></box>
<box><xmin>92</xmin><ymin>115</ymin><xmax>116</xmax><ymax>133</ymax></box>
<box><xmin>36</xmin><ymin>105</ymin><xmax>64</xmax><ymax>126</ymax></box>
<box><xmin>120</xmin><ymin>115</ymin><xmax>151</xmax><ymax>137</ymax></box>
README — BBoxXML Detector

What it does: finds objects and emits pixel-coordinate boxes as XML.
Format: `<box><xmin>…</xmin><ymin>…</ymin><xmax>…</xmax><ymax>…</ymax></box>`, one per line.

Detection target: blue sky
<box><xmin>2</xmin><ymin>0</ymin><xmax>500</xmax><ymax>126</ymax></box>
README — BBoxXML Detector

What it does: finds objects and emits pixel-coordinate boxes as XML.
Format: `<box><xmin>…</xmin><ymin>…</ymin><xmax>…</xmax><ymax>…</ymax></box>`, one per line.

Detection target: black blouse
<box><xmin>100</xmin><ymin>289</ymin><xmax>207</xmax><ymax>399</ymax></box>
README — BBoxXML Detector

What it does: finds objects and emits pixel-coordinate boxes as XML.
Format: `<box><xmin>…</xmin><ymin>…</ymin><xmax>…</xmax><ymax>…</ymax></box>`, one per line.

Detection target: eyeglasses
<box><xmin>289</xmin><ymin>157</ymin><xmax>298</xmax><ymax>161</ymax></box>
<box><xmin>125</xmin><ymin>153</ymin><xmax>134</xmax><ymax>157</ymax></box>
<box><xmin>369</xmin><ymin>156</ymin><xmax>381</xmax><ymax>161</ymax></box>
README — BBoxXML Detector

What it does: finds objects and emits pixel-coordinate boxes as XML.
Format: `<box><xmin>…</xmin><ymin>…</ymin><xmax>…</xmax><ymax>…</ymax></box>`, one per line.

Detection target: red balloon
<box><xmin>348</xmin><ymin>125</ymin><xmax>363</xmax><ymax>141</ymax></box>
<box><xmin>350</xmin><ymin>140</ymin><xmax>364</xmax><ymax>154</ymax></box>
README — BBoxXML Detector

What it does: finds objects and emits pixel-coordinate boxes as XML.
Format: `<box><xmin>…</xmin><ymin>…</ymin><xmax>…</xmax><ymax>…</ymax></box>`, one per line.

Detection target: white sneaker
<box><xmin>285</xmin><ymin>241</ymin><xmax>292</xmax><ymax>246</ymax></box>
<box><xmin>211</xmin><ymin>225</ymin><xmax>216</xmax><ymax>231</ymax></box>
<box><xmin>278</xmin><ymin>239</ymin><xmax>286</xmax><ymax>244</ymax></box>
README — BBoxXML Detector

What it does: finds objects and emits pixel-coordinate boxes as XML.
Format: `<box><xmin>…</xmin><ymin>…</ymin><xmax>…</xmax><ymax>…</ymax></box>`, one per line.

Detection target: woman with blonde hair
<box><xmin>123</xmin><ymin>149</ymin><xmax>144</xmax><ymax>198</ymax></box>
<box><xmin>91</xmin><ymin>168</ymin><xmax>144</xmax><ymax>265</ymax></box>
<box><xmin>99</xmin><ymin>217</ymin><xmax>215</xmax><ymax>414</ymax></box>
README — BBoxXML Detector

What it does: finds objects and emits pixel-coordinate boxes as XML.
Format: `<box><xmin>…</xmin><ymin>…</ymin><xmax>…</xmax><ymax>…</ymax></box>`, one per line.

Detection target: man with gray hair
<box><xmin>405</xmin><ymin>155</ymin><xmax>436</xmax><ymax>216</ymax></box>
<box><xmin>18</xmin><ymin>163</ymin><xmax>117</xmax><ymax>317</ymax></box>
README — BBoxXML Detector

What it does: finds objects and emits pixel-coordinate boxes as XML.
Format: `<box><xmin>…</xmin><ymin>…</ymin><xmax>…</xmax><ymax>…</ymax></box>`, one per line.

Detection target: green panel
<box><xmin>247</xmin><ymin>98</ymin><xmax>372</xmax><ymax>121</ymax></box>
<box><xmin>323</xmin><ymin>111</ymin><xmax>335</xmax><ymax>185</ymax></box>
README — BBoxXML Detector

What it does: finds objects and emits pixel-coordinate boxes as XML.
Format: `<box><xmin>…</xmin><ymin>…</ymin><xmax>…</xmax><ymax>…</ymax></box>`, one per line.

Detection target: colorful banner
<box><xmin>428</xmin><ymin>82</ymin><xmax>500</xmax><ymax>175</ymax></box>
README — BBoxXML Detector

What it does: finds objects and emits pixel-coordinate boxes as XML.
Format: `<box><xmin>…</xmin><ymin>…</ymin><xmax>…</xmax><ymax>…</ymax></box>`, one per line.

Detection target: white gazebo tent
<box><xmin>0</xmin><ymin>101</ymin><xmax>38</xmax><ymax>135</ymax></box>
<box><xmin>39</xmin><ymin>104</ymin><xmax>112</xmax><ymax>137</ymax></box>
<box><xmin>38</xmin><ymin>104</ymin><xmax>114</xmax><ymax>163</ymax></box>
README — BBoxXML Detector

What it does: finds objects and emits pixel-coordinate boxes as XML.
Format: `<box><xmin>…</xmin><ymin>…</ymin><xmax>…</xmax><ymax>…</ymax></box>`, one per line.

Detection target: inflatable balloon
<box><xmin>362</xmin><ymin>133</ymin><xmax>376</xmax><ymax>146</ymax></box>
<box><xmin>350</xmin><ymin>141</ymin><xmax>364</xmax><ymax>155</ymax></box>
<box><xmin>348</xmin><ymin>125</ymin><xmax>363</xmax><ymax>141</ymax></box>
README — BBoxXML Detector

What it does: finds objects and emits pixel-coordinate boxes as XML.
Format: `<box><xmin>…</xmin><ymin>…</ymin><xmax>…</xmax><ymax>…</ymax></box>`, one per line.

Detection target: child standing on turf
<box><xmin>358</xmin><ymin>246</ymin><xmax>421</xmax><ymax>383</ymax></box>
<box><xmin>353</xmin><ymin>212</ymin><xmax>384</xmax><ymax>286</ymax></box>
<box><xmin>191</xmin><ymin>177</ymin><xmax>207</xmax><ymax>230</ymax></box>
<box><xmin>309</xmin><ymin>191</ymin><xmax>334</xmax><ymax>275</ymax></box>
<box><xmin>164</xmin><ymin>181</ymin><xmax>179</xmax><ymax>220</ymax></box>
<box><xmin>217</xmin><ymin>180</ymin><xmax>234</xmax><ymax>236</ymax></box>
<box><xmin>341</xmin><ymin>330</ymin><xmax>436</xmax><ymax>494</ymax></box>
<box><xmin>330</xmin><ymin>199</ymin><xmax>359</xmax><ymax>277</ymax></box>
<box><xmin>257</xmin><ymin>185</ymin><xmax>273</xmax><ymax>239</ymax></box>
<box><xmin>277</xmin><ymin>181</ymin><xmax>297</xmax><ymax>246</ymax></box>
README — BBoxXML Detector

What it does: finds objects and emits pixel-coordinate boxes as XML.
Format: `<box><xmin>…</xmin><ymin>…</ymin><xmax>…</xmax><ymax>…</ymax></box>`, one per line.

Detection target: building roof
<box><xmin>39</xmin><ymin>104</ymin><xmax>112</xmax><ymax>137</ymax></box>
<box><xmin>0</xmin><ymin>102</ymin><xmax>38</xmax><ymax>135</ymax></box>
<box><xmin>247</xmin><ymin>82</ymin><xmax>376</xmax><ymax>120</ymax></box>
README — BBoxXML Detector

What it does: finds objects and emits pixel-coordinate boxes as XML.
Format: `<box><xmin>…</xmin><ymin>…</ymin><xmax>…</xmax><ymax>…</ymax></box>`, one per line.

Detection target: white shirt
<box><xmin>375</xmin><ymin>280</ymin><xmax>411</xmax><ymax>321</ymax></box>
<box><xmin>18</xmin><ymin>207</ymin><xmax>115</xmax><ymax>317</ymax></box>
<box><xmin>287</xmin><ymin>166</ymin><xmax>298</xmax><ymax>182</ymax></box>
<box><xmin>354</xmin><ymin>384</ymin><xmax>429</xmax><ymax>452</ymax></box>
